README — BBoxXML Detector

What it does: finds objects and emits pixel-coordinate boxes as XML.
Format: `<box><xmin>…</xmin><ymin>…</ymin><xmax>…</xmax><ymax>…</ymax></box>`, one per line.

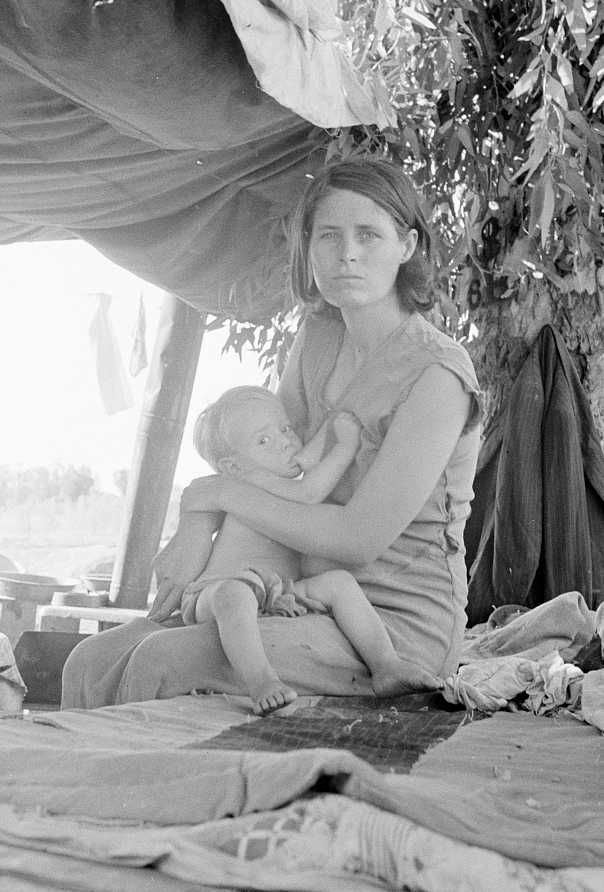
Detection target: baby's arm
<box><xmin>245</xmin><ymin>412</ymin><xmax>361</xmax><ymax>504</ymax></box>
<box><xmin>293</xmin><ymin>417</ymin><xmax>331</xmax><ymax>472</ymax></box>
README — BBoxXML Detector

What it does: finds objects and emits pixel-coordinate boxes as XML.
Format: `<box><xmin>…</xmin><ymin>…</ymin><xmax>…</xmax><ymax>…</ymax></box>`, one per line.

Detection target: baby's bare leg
<box><xmin>295</xmin><ymin>570</ymin><xmax>442</xmax><ymax>695</ymax></box>
<box><xmin>204</xmin><ymin>580</ymin><xmax>297</xmax><ymax>715</ymax></box>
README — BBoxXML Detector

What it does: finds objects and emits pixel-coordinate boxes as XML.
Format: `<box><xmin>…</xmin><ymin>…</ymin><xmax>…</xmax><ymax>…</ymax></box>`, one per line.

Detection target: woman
<box><xmin>62</xmin><ymin>158</ymin><xmax>481</xmax><ymax>709</ymax></box>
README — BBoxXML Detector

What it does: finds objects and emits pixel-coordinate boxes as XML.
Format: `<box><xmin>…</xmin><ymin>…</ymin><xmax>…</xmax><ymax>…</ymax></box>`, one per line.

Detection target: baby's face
<box><xmin>224</xmin><ymin>397</ymin><xmax>303</xmax><ymax>478</ymax></box>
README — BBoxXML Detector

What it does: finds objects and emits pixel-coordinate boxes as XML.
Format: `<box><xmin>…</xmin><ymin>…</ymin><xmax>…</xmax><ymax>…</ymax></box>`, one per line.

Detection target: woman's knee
<box><xmin>61</xmin><ymin>632</ymin><xmax>124</xmax><ymax>709</ymax></box>
<box><xmin>61</xmin><ymin>638</ymin><xmax>89</xmax><ymax>694</ymax></box>
<box><xmin>63</xmin><ymin>632</ymin><xmax>107</xmax><ymax>681</ymax></box>
<box><xmin>124</xmin><ymin>630</ymin><xmax>171</xmax><ymax>676</ymax></box>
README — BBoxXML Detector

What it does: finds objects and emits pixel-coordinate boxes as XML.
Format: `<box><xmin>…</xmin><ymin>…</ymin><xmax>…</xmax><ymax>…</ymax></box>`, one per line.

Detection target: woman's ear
<box><xmin>399</xmin><ymin>228</ymin><xmax>418</xmax><ymax>263</ymax></box>
<box><xmin>217</xmin><ymin>456</ymin><xmax>242</xmax><ymax>478</ymax></box>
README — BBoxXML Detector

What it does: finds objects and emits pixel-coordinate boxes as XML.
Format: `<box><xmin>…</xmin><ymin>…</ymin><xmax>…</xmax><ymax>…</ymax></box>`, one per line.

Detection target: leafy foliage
<box><xmin>338</xmin><ymin>1</ymin><xmax>603</xmax><ymax>321</ymax></box>
<box><xmin>217</xmin><ymin>0</ymin><xmax>604</xmax><ymax>410</ymax></box>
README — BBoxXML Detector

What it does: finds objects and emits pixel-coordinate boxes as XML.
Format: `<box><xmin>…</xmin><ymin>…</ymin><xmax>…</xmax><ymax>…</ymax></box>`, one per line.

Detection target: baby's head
<box><xmin>193</xmin><ymin>386</ymin><xmax>303</xmax><ymax>479</ymax></box>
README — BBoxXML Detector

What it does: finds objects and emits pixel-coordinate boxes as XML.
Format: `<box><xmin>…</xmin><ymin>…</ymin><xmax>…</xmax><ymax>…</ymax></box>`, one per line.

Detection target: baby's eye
<box><xmin>282</xmin><ymin>424</ymin><xmax>292</xmax><ymax>433</ymax></box>
<box><xmin>258</xmin><ymin>436</ymin><xmax>270</xmax><ymax>446</ymax></box>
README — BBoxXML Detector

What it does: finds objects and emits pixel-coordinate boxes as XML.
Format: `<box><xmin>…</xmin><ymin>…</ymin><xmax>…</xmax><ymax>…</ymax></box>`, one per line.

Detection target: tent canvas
<box><xmin>0</xmin><ymin>0</ymin><xmax>388</xmax><ymax>321</ymax></box>
<box><xmin>0</xmin><ymin>0</ymin><xmax>388</xmax><ymax>604</ymax></box>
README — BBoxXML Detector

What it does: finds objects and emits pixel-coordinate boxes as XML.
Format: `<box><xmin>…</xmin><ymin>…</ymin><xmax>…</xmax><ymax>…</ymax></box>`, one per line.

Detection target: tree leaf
<box><xmin>374</xmin><ymin>0</ymin><xmax>396</xmax><ymax>41</ymax></box>
<box><xmin>455</xmin><ymin>264</ymin><xmax>474</xmax><ymax>310</ymax></box>
<box><xmin>594</xmin><ymin>83</ymin><xmax>604</xmax><ymax>112</ymax></box>
<box><xmin>545</xmin><ymin>75</ymin><xmax>568</xmax><ymax>109</ymax></box>
<box><xmin>400</xmin><ymin>7</ymin><xmax>436</xmax><ymax>30</ymax></box>
<box><xmin>457</xmin><ymin>123</ymin><xmax>475</xmax><ymax>156</ymax></box>
<box><xmin>590</xmin><ymin>46</ymin><xmax>604</xmax><ymax>80</ymax></box>
<box><xmin>539</xmin><ymin>169</ymin><xmax>555</xmax><ymax>249</ymax></box>
<box><xmin>565</xmin><ymin>3</ymin><xmax>587</xmax><ymax>56</ymax></box>
<box><xmin>403</xmin><ymin>124</ymin><xmax>422</xmax><ymax>160</ymax></box>
<box><xmin>556</xmin><ymin>54</ymin><xmax>574</xmax><ymax>91</ymax></box>
<box><xmin>512</xmin><ymin>127</ymin><xmax>550</xmax><ymax>181</ymax></box>
<box><xmin>528</xmin><ymin>178</ymin><xmax>544</xmax><ymax>238</ymax></box>
<box><xmin>509</xmin><ymin>67</ymin><xmax>540</xmax><ymax>99</ymax></box>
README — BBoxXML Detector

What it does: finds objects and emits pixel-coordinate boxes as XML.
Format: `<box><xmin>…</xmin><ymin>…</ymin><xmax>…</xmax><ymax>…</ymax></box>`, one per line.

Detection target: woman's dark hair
<box><xmin>289</xmin><ymin>157</ymin><xmax>434</xmax><ymax>313</ymax></box>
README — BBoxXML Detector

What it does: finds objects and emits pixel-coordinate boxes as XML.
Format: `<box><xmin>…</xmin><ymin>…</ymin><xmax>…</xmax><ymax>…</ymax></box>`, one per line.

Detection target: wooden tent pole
<box><xmin>110</xmin><ymin>294</ymin><xmax>206</xmax><ymax>609</ymax></box>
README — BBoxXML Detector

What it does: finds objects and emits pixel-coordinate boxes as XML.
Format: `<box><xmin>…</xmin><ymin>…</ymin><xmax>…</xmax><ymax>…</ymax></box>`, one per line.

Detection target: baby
<box><xmin>181</xmin><ymin>385</ymin><xmax>419</xmax><ymax>715</ymax></box>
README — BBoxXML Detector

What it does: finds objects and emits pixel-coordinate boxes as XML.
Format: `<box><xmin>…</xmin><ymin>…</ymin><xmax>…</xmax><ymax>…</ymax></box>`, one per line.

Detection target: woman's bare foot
<box><xmin>371</xmin><ymin>658</ymin><xmax>443</xmax><ymax>696</ymax></box>
<box><xmin>249</xmin><ymin>673</ymin><xmax>298</xmax><ymax>716</ymax></box>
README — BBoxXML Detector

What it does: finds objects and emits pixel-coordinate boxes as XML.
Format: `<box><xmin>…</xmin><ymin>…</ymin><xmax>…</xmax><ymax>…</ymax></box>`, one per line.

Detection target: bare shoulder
<box><xmin>403</xmin><ymin>364</ymin><xmax>471</xmax><ymax>415</ymax></box>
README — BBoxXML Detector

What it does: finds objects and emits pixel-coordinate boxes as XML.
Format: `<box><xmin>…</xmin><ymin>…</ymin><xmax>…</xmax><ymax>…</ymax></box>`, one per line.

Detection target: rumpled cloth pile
<box><xmin>0</xmin><ymin>632</ymin><xmax>26</xmax><ymax>712</ymax></box>
<box><xmin>443</xmin><ymin>591</ymin><xmax>604</xmax><ymax>730</ymax></box>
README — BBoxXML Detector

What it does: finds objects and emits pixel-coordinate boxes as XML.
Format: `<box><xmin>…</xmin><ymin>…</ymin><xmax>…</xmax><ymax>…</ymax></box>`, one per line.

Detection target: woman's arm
<box><xmin>181</xmin><ymin>366</ymin><xmax>471</xmax><ymax>566</ymax></box>
<box><xmin>148</xmin><ymin>511</ymin><xmax>222</xmax><ymax>622</ymax></box>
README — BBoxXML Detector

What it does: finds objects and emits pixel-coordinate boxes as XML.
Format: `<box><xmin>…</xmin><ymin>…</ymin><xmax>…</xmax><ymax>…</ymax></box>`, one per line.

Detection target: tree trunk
<box><xmin>468</xmin><ymin>278</ymin><xmax>604</xmax><ymax>441</ymax></box>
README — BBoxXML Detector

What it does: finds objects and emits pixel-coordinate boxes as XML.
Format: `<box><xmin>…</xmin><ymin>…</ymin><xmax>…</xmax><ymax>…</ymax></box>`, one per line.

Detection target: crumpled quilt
<box><xmin>1</xmin><ymin>691</ymin><xmax>604</xmax><ymax>890</ymax></box>
<box><xmin>0</xmin><ymin>632</ymin><xmax>26</xmax><ymax>712</ymax></box>
<box><xmin>443</xmin><ymin>591</ymin><xmax>604</xmax><ymax>729</ymax></box>
<box><xmin>2</xmin><ymin>591</ymin><xmax>604</xmax><ymax>890</ymax></box>
<box><xmin>3</xmin><ymin>791</ymin><xmax>604</xmax><ymax>892</ymax></box>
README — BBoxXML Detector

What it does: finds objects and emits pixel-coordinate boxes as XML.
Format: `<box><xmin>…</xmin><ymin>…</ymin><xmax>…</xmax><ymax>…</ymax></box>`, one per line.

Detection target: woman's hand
<box><xmin>180</xmin><ymin>474</ymin><xmax>227</xmax><ymax>514</ymax></box>
<box><xmin>147</xmin><ymin>512</ymin><xmax>220</xmax><ymax>622</ymax></box>
<box><xmin>331</xmin><ymin>410</ymin><xmax>361</xmax><ymax>451</ymax></box>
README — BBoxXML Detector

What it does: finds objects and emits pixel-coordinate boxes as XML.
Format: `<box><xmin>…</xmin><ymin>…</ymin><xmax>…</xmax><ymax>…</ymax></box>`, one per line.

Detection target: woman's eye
<box><xmin>320</xmin><ymin>231</ymin><xmax>338</xmax><ymax>240</ymax></box>
<box><xmin>359</xmin><ymin>230</ymin><xmax>378</xmax><ymax>240</ymax></box>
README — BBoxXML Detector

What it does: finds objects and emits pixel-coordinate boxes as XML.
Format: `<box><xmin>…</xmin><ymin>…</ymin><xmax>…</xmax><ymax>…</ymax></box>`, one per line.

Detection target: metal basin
<box><xmin>0</xmin><ymin>572</ymin><xmax>79</xmax><ymax>605</ymax></box>
<box><xmin>80</xmin><ymin>573</ymin><xmax>112</xmax><ymax>592</ymax></box>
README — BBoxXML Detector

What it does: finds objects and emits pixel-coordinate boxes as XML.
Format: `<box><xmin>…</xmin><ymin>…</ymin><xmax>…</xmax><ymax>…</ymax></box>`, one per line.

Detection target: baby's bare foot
<box><xmin>250</xmin><ymin>675</ymin><xmax>298</xmax><ymax>716</ymax></box>
<box><xmin>372</xmin><ymin>659</ymin><xmax>443</xmax><ymax>697</ymax></box>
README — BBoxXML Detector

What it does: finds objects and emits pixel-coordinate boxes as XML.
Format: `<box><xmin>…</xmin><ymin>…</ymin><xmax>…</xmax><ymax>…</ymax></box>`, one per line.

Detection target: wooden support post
<box><xmin>110</xmin><ymin>295</ymin><xmax>205</xmax><ymax>609</ymax></box>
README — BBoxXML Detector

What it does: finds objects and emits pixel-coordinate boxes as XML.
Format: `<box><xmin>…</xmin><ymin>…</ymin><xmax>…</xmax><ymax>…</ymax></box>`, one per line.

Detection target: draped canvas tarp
<box><xmin>0</xmin><ymin>0</ymin><xmax>387</xmax><ymax>322</ymax></box>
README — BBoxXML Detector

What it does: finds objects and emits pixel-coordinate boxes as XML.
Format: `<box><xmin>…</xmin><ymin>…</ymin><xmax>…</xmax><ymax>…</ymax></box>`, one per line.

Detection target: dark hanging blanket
<box><xmin>465</xmin><ymin>324</ymin><xmax>604</xmax><ymax>625</ymax></box>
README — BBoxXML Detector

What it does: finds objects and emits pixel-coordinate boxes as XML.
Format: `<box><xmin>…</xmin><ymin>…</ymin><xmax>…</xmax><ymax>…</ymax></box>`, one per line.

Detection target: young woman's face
<box><xmin>308</xmin><ymin>188</ymin><xmax>417</xmax><ymax>312</ymax></box>
<box><xmin>223</xmin><ymin>398</ymin><xmax>303</xmax><ymax>478</ymax></box>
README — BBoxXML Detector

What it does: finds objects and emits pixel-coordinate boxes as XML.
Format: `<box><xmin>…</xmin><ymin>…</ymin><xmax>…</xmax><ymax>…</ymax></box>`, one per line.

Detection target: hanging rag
<box><xmin>129</xmin><ymin>293</ymin><xmax>148</xmax><ymax>377</ymax></box>
<box><xmin>88</xmin><ymin>293</ymin><xmax>134</xmax><ymax>414</ymax></box>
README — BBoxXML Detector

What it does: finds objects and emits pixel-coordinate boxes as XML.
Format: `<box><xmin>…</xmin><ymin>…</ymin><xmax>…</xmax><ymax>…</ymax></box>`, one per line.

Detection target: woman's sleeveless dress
<box><xmin>278</xmin><ymin>311</ymin><xmax>481</xmax><ymax>678</ymax></box>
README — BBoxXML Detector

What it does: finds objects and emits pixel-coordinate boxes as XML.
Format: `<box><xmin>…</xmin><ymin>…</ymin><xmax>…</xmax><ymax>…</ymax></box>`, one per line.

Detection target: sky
<box><xmin>0</xmin><ymin>240</ymin><xmax>265</xmax><ymax>491</ymax></box>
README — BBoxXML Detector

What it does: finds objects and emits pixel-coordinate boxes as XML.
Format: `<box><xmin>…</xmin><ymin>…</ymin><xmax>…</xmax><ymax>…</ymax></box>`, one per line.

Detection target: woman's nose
<box><xmin>340</xmin><ymin>234</ymin><xmax>357</xmax><ymax>262</ymax></box>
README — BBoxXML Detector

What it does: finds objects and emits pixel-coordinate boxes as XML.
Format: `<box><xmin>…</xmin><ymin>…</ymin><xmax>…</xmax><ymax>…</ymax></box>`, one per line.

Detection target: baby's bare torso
<box><xmin>202</xmin><ymin>514</ymin><xmax>301</xmax><ymax>581</ymax></box>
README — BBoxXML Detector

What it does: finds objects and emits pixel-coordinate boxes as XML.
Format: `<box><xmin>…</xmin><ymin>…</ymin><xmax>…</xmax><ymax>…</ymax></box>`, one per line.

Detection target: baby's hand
<box><xmin>243</xmin><ymin>467</ymin><xmax>295</xmax><ymax>489</ymax></box>
<box><xmin>331</xmin><ymin>411</ymin><xmax>361</xmax><ymax>449</ymax></box>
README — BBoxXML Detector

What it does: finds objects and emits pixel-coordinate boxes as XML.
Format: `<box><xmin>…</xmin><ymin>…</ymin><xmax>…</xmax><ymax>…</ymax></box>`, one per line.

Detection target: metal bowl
<box><xmin>0</xmin><ymin>572</ymin><xmax>79</xmax><ymax>605</ymax></box>
<box><xmin>80</xmin><ymin>573</ymin><xmax>112</xmax><ymax>592</ymax></box>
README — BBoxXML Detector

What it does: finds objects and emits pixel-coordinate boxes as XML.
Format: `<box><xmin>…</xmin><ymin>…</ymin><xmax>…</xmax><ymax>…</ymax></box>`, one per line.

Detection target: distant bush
<box><xmin>0</xmin><ymin>463</ymin><xmax>95</xmax><ymax>505</ymax></box>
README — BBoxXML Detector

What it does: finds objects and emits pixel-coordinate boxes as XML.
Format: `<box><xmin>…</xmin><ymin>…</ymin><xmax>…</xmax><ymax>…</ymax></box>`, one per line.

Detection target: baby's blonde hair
<box><xmin>193</xmin><ymin>386</ymin><xmax>281</xmax><ymax>470</ymax></box>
